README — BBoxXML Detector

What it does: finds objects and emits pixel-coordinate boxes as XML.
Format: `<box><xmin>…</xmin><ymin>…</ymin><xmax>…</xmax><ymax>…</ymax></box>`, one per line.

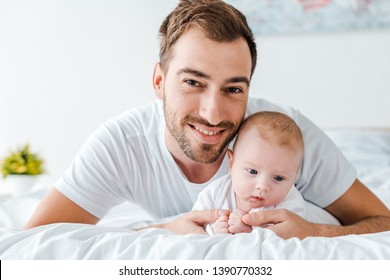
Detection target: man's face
<box><xmin>154</xmin><ymin>27</ymin><xmax>252</xmax><ymax>164</ymax></box>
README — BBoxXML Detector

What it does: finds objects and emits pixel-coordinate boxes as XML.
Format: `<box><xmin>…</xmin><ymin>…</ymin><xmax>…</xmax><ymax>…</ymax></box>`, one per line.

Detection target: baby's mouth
<box><xmin>249</xmin><ymin>196</ymin><xmax>265</xmax><ymax>202</ymax></box>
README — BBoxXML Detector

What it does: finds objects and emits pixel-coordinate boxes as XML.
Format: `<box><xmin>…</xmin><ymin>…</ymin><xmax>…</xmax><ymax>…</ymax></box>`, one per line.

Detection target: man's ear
<box><xmin>227</xmin><ymin>149</ymin><xmax>234</xmax><ymax>170</ymax></box>
<box><xmin>153</xmin><ymin>62</ymin><xmax>164</xmax><ymax>99</ymax></box>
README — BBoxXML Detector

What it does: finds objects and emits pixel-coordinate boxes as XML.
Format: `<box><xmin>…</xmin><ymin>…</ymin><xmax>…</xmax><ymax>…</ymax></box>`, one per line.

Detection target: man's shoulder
<box><xmin>246</xmin><ymin>97</ymin><xmax>297</xmax><ymax>117</ymax></box>
<box><xmin>105</xmin><ymin>100</ymin><xmax>163</xmax><ymax>138</ymax></box>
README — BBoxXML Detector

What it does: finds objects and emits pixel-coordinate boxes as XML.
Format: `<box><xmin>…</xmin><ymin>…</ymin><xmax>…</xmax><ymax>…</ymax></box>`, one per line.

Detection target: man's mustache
<box><xmin>182</xmin><ymin>115</ymin><xmax>235</xmax><ymax>129</ymax></box>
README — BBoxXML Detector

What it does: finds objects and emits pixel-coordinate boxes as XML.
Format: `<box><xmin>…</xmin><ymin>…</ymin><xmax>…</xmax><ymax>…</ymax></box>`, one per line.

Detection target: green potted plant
<box><xmin>1</xmin><ymin>144</ymin><xmax>45</xmax><ymax>196</ymax></box>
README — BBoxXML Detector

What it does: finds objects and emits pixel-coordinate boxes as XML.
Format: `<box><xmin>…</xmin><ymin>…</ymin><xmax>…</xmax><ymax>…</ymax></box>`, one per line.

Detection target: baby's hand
<box><xmin>228</xmin><ymin>208</ymin><xmax>252</xmax><ymax>234</ymax></box>
<box><xmin>211</xmin><ymin>214</ymin><xmax>230</xmax><ymax>235</ymax></box>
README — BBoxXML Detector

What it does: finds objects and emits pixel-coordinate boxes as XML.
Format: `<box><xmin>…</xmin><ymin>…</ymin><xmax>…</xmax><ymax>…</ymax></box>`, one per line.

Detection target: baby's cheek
<box><xmin>269</xmin><ymin>187</ymin><xmax>291</xmax><ymax>204</ymax></box>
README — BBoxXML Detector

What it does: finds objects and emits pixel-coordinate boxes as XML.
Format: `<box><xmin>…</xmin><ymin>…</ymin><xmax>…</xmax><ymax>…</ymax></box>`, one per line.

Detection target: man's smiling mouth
<box><xmin>193</xmin><ymin>125</ymin><xmax>222</xmax><ymax>136</ymax></box>
<box><xmin>188</xmin><ymin>124</ymin><xmax>225</xmax><ymax>144</ymax></box>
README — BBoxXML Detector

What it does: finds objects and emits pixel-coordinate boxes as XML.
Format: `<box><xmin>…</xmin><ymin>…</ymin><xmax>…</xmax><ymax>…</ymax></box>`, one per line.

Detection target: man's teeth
<box><xmin>195</xmin><ymin>126</ymin><xmax>219</xmax><ymax>136</ymax></box>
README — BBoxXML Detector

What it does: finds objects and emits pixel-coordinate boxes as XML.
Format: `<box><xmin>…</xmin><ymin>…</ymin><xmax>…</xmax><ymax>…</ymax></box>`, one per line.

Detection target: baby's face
<box><xmin>228</xmin><ymin>130</ymin><xmax>302</xmax><ymax>212</ymax></box>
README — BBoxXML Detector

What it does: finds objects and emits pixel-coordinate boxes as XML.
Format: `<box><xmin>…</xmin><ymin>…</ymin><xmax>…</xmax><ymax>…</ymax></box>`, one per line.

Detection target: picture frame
<box><xmin>227</xmin><ymin>0</ymin><xmax>390</xmax><ymax>35</ymax></box>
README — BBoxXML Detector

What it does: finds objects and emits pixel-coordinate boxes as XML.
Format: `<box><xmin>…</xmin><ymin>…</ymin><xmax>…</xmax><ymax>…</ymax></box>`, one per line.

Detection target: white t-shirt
<box><xmin>56</xmin><ymin>98</ymin><xmax>357</xmax><ymax>219</ymax></box>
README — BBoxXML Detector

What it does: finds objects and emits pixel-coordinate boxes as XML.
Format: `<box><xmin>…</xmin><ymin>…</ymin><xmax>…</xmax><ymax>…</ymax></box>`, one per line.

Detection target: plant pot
<box><xmin>4</xmin><ymin>175</ymin><xmax>38</xmax><ymax>196</ymax></box>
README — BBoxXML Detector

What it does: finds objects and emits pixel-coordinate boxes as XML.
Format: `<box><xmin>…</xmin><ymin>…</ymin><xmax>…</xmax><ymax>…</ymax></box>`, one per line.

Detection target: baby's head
<box><xmin>228</xmin><ymin>111</ymin><xmax>304</xmax><ymax>211</ymax></box>
<box><xmin>234</xmin><ymin>111</ymin><xmax>304</xmax><ymax>154</ymax></box>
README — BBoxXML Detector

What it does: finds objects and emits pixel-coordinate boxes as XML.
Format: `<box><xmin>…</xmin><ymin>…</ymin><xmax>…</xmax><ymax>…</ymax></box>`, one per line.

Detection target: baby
<box><xmin>192</xmin><ymin>111</ymin><xmax>306</xmax><ymax>235</ymax></box>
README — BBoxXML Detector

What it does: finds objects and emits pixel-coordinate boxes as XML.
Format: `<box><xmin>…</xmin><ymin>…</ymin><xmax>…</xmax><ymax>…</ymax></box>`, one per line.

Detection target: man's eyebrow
<box><xmin>177</xmin><ymin>68</ymin><xmax>211</xmax><ymax>79</ymax></box>
<box><xmin>225</xmin><ymin>76</ymin><xmax>250</xmax><ymax>87</ymax></box>
<box><xmin>177</xmin><ymin>67</ymin><xmax>250</xmax><ymax>86</ymax></box>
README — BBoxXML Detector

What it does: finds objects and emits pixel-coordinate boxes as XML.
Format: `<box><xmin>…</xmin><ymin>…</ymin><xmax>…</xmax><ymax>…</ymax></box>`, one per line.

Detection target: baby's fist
<box><xmin>228</xmin><ymin>208</ymin><xmax>252</xmax><ymax>234</ymax></box>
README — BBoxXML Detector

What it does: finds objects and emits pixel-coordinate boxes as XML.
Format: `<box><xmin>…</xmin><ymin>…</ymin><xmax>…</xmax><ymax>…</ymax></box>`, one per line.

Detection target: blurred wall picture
<box><xmin>226</xmin><ymin>0</ymin><xmax>390</xmax><ymax>35</ymax></box>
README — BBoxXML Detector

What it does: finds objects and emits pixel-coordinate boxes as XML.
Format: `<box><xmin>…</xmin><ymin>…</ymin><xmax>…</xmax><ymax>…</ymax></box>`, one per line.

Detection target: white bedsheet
<box><xmin>1</xmin><ymin>224</ymin><xmax>389</xmax><ymax>259</ymax></box>
<box><xmin>1</xmin><ymin>129</ymin><xmax>389</xmax><ymax>259</ymax></box>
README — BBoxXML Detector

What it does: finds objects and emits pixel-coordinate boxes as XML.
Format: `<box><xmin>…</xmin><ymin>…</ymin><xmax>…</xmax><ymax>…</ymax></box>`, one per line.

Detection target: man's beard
<box><xmin>162</xmin><ymin>96</ymin><xmax>240</xmax><ymax>164</ymax></box>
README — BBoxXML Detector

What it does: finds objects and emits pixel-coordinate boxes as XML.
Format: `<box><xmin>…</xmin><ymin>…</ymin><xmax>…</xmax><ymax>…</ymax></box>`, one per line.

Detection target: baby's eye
<box><xmin>247</xmin><ymin>169</ymin><xmax>258</xmax><ymax>175</ymax></box>
<box><xmin>273</xmin><ymin>176</ymin><xmax>284</xmax><ymax>182</ymax></box>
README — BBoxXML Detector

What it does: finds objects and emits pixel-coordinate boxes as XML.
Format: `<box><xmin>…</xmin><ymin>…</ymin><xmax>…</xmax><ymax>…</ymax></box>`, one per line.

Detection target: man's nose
<box><xmin>198</xmin><ymin>89</ymin><xmax>223</xmax><ymax>126</ymax></box>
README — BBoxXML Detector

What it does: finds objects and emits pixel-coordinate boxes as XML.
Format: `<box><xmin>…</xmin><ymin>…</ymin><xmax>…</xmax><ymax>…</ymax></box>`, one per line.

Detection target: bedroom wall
<box><xmin>1</xmin><ymin>0</ymin><xmax>390</xmax><ymax>186</ymax></box>
<box><xmin>252</xmin><ymin>30</ymin><xmax>390</xmax><ymax>129</ymax></box>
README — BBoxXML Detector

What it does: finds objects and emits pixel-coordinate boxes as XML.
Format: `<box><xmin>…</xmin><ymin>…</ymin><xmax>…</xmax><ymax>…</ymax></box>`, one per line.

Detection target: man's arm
<box><xmin>242</xmin><ymin>179</ymin><xmax>390</xmax><ymax>239</ymax></box>
<box><xmin>137</xmin><ymin>209</ymin><xmax>229</xmax><ymax>234</ymax></box>
<box><xmin>26</xmin><ymin>187</ymin><xmax>227</xmax><ymax>233</ymax></box>
<box><xmin>24</xmin><ymin>188</ymin><xmax>99</xmax><ymax>229</ymax></box>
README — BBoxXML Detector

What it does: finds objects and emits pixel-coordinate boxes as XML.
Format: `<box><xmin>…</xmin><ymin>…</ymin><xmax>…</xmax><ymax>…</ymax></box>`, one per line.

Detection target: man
<box><xmin>25</xmin><ymin>0</ymin><xmax>390</xmax><ymax>239</ymax></box>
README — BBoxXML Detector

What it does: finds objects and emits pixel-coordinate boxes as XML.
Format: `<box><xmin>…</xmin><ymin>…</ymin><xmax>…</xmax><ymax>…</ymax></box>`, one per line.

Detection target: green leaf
<box><xmin>0</xmin><ymin>144</ymin><xmax>45</xmax><ymax>178</ymax></box>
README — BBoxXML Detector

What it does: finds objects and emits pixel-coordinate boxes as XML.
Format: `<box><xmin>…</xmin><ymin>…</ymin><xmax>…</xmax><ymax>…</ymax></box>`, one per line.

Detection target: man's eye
<box><xmin>226</xmin><ymin>87</ymin><xmax>242</xmax><ymax>93</ymax></box>
<box><xmin>247</xmin><ymin>169</ymin><xmax>258</xmax><ymax>175</ymax></box>
<box><xmin>184</xmin><ymin>79</ymin><xmax>199</xmax><ymax>86</ymax></box>
<box><xmin>274</xmin><ymin>176</ymin><xmax>284</xmax><ymax>182</ymax></box>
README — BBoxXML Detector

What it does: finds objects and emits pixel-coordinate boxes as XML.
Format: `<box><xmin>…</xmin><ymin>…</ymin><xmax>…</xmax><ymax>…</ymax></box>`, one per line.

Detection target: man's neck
<box><xmin>174</xmin><ymin>154</ymin><xmax>225</xmax><ymax>184</ymax></box>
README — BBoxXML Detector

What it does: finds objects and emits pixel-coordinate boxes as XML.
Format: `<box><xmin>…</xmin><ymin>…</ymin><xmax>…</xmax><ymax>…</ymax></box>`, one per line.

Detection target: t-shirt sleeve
<box><xmin>55</xmin><ymin>121</ymin><xmax>130</xmax><ymax>219</ymax></box>
<box><xmin>293</xmin><ymin>110</ymin><xmax>357</xmax><ymax>207</ymax></box>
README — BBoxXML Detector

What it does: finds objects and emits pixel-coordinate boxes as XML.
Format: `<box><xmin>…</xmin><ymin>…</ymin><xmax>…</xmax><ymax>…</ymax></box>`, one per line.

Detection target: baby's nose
<box><xmin>256</xmin><ymin>183</ymin><xmax>270</xmax><ymax>192</ymax></box>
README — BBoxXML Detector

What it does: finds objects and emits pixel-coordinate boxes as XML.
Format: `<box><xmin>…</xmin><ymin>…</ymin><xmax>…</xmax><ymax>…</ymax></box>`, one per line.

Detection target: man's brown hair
<box><xmin>159</xmin><ymin>0</ymin><xmax>257</xmax><ymax>76</ymax></box>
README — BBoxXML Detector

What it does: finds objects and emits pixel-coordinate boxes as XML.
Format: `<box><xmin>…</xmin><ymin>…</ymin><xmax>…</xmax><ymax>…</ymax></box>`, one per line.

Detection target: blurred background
<box><xmin>1</xmin><ymin>0</ymin><xmax>390</xmax><ymax>187</ymax></box>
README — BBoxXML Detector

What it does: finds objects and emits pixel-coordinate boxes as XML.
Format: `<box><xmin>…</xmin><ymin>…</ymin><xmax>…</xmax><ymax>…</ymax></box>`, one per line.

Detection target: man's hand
<box><xmin>242</xmin><ymin>209</ymin><xmax>320</xmax><ymax>239</ymax></box>
<box><xmin>157</xmin><ymin>209</ymin><xmax>229</xmax><ymax>234</ymax></box>
<box><xmin>228</xmin><ymin>208</ymin><xmax>252</xmax><ymax>234</ymax></box>
<box><xmin>243</xmin><ymin>180</ymin><xmax>390</xmax><ymax>239</ymax></box>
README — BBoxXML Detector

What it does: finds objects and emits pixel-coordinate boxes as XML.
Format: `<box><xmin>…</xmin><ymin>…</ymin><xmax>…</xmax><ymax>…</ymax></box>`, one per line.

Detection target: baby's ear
<box><xmin>227</xmin><ymin>149</ymin><xmax>234</xmax><ymax>169</ymax></box>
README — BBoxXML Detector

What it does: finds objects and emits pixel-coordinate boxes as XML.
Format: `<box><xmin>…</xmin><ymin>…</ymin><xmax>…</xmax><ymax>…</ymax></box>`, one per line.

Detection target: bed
<box><xmin>1</xmin><ymin>129</ymin><xmax>389</xmax><ymax>260</ymax></box>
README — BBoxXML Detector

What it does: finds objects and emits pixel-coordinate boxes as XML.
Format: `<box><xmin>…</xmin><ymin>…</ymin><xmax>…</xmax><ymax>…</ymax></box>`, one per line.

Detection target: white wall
<box><xmin>251</xmin><ymin>30</ymin><xmax>390</xmax><ymax>128</ymax></box>
<box><xmin>1</xmin><ymin>0</ymin><xmax>390</xmax><ymax>186</ymax></box>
